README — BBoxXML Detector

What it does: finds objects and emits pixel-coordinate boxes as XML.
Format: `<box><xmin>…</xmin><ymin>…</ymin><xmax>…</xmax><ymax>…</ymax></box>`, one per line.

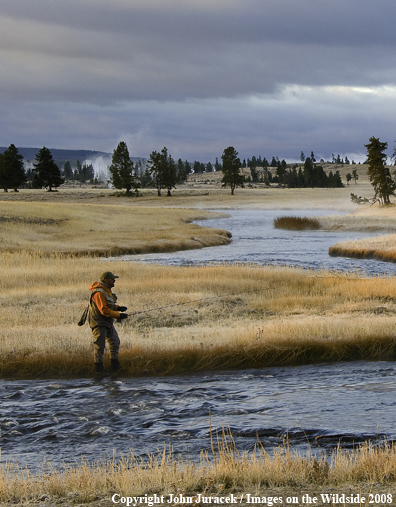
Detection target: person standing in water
<box><xmin>88</xmin><ymin>271</ymin><xmax>128</xmax><ymax>374</ymax></box>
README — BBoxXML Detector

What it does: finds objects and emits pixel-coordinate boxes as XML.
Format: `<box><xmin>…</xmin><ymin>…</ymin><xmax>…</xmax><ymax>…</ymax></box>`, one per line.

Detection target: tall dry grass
<box><xmin>1</xmin><ymin>433</ymin><xmax>395</xmax><ymax>504</ymax></box>
<box><xmin>2</xmin><ymin>251</ymin><xmax>396</xmax><ymax>378</ymax></box>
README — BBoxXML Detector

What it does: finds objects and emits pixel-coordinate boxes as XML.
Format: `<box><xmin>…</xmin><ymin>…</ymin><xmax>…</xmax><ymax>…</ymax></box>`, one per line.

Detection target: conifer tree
<box><xmin>0</xmin><ymin>144</ymin><xmax>26</xmax><ymax>192</ymax></box>
<box><xmin>148</xmin><ymin>150</ymin><xmax>163</xmax><ymax>196</ymax></box>
<box><xmin>108</xmin><ymin>141</ymin><xmax>138</xmax><ymax>195</ymax></box>
<box><xmin>148</xmin><ymin>147</ymin><xmax>178</xmax><ymax>196</ymax></box>
<box><xmin>33</xmin><ymin>147</ymin><xmax>64</xmax><ymax>191</ymax></box>
<box><xmin>160</xmin><ymin>147</ymin><xmax>177</xmax><ymax>196</ymax></box>
<box><xmin>365</xmin><ymin>136</ymin><xmax>395</xmax><ymax>204</ymax></box>
<box><xmin>221</xmin><ymin>146</ymin><xmax>244</xmax><ymax>195</ymax></box>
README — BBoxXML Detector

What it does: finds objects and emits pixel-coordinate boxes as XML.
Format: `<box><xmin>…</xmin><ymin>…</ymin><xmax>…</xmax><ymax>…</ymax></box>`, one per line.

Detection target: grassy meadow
<box><xmin>1</xmin><ymin>181</ymin><xmax>396</xmax><ymax>378</ymax></box>
<box><xmin>2</xmin><ymin>245</ymin><xmax>396</xmax><ymax>378</ymax></box>
<box><xmin>3</xmin><ymin>179</ymin><xmax>396</xmax><ymax>504</ymax></box>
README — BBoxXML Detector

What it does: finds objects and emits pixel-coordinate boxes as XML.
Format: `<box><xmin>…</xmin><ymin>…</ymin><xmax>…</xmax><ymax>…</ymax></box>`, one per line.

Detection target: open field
<box><xmin>0</xmin><ymin>172</ymin><xmax>369</xmax><ymax>211</ymax></box>
<box><xmin>1</xmin><ymin>437</ymin><xmax>395</xmax><ymax>506</ymax></box>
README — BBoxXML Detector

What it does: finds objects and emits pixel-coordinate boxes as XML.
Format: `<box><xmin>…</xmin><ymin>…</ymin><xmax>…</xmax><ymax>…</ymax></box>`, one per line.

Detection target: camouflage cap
<box><xmin>100</xmin><ymin>271</ymin><xmax>119</xmax><ymax>281</ymax></box>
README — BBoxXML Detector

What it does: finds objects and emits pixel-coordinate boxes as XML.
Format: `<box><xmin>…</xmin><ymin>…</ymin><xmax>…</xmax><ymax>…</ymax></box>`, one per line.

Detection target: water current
<box><xmin>119</xmin><ymin>209</ymin><xmax>396</xmax><ymax>276</ymax></box>
<box><xmin>1</xmin><ymin>362</ymin><xmax>395</xmax><ymax>471</ymax></box>
<box><xmin>2</xmin><ymin>209</ymin><xmax>396</xmax><ymax>471</ymax></box>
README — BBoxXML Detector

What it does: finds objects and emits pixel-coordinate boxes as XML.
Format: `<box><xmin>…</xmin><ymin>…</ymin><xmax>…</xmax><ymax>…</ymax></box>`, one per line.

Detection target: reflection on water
<box><xmin>1</xmin><ymin>361</ymin><xmax>395</xmax><ymax>471</ymax></box>
<box><xmin>117</xmin><ymin>209</ymin><xmax>396</xmax><ymax>276</ymax></box>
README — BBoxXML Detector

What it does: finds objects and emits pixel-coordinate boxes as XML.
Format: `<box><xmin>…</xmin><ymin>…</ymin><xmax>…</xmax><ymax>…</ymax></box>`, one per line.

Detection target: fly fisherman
<box><xmin>89</xmin><ymin>271</ymin><xmax>128</xmax><ymax>374</ymax></box>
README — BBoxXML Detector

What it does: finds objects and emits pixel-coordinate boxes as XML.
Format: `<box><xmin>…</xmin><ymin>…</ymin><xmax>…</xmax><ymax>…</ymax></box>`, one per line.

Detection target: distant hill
<box><xmin>0</xmin><ymin>147</ymin><xmax>145</xmax><ymax>167</ymax></box>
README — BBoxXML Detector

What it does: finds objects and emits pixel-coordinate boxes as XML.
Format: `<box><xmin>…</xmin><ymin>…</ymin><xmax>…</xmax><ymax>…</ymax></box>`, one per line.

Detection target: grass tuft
<box><xmin>274</xmin><ymin>216</ymin><xmax>321</xmax><ymax>230</ymax></box>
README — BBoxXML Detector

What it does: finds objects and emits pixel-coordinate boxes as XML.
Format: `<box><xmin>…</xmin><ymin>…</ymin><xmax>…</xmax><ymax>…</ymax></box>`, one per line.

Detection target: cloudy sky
<box><xmin>1</xmin><ymin>0</ymin><xmax>396</xmax><ymax>162</ymax></box>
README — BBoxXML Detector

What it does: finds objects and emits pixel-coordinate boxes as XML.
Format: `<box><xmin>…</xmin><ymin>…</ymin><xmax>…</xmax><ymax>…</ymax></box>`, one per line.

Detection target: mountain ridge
<box><xmin>0</xmin><ymin>147</ymin><xmax>145</xmax><ymax>165</ymax></box>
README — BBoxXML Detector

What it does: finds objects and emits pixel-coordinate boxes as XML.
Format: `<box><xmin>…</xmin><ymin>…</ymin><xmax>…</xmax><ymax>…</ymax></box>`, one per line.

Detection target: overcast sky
<box><xmin>1</xmin><ymin>0</ymin><xmax>396</xmax><ymax>162</ymax></box>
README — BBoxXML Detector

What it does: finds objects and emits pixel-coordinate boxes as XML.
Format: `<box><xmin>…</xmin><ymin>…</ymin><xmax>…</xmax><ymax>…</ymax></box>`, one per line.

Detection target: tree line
<box><xmin>0</xmin><ymin>142</ymin><xmax>352</xmax><ymax>194</ymax></box>
<box><xmin>271</xmin><ymin>158</ymin><xmax>344</xmax><ymax>188</ymax></box>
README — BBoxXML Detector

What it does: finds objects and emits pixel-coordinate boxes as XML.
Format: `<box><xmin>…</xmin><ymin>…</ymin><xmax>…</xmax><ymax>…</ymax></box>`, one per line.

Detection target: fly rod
<box><xmin>124</xmin><ymin>287</ymin><xmax>269</xmax><ymax>317</ymax></box>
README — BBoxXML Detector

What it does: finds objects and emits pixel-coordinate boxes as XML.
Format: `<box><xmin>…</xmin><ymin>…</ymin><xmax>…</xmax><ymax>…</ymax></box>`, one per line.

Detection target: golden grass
<box><xmin>0</xmin><ymin>200</ymin><xmax>231</xmax><ymax>255</ymax></box>
<box><xmin>2</xmin><ymin>251</ymin><xmax>396</xmax><ymax>378</ymax></box>
<box><xmin>329</xmin><ymin>234</ymin><xmax>396</xmax><ymax>263</ymax></box>
<box><xmin>1</xmin><ymin>434</ymin><xmax>396</xmax><ymax>504</ymax></box>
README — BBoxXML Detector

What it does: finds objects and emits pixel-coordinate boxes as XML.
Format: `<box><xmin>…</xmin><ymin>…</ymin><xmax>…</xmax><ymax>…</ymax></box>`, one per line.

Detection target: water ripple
<box><xmin>1</xmin><ymin>361</ymin><xmax>395</xmax><ymax>471</ymax></box>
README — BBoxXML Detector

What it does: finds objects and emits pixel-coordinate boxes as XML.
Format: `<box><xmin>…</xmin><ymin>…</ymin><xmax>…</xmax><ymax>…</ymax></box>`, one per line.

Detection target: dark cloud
<box><xmin>0</xmin><ymin>0</ymin><xmax>396</xmax><ymax>159</ymax></box>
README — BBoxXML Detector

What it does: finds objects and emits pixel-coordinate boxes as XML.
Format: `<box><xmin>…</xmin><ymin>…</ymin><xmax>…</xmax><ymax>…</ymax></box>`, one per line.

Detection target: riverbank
<box><xmin>0</xmin><ymin>199</ymin><xmax>231</xmax><ymax>256</ymax></box>
<box><xmin>2</xmin><ymin>252</ymin><xmax>396</xmax><ymax>379</ymax></box>
<box><xmin>326</xmin><ymin>206</ymin><xmax>396</xmax><ymax>263</ymax></box>
<box><xmin>1</xmin><ymin>437</ymin><xmax>395</xmax><ymax>506</ymax></box>
<box><xmin>329</xmin><ymin>234</ymin><xmax>396</xmax><ymax>262</ymax></box>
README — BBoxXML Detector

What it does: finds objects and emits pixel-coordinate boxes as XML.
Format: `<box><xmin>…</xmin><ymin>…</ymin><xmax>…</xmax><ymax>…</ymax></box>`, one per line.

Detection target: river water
<box><xmin>1</xmin><ymin>361</ymin><xmax>395</xmax><ymax>471</ymax></box>
<box><xmin>119</xmin><ymin>209</ymin><xmax>396</xmax><ymax>276</ymax></box>
<box><xmin>2</xmin><ymin>209</ymin><xmax>396</xmax><ymax>472</ymax></box>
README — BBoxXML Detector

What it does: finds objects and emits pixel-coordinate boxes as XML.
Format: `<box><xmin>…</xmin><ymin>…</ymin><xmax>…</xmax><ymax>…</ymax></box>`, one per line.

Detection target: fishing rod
<box><xmin>123</xmin><ymin>287</ymin><xmax>269</xmax><ymax>318</ymax></box>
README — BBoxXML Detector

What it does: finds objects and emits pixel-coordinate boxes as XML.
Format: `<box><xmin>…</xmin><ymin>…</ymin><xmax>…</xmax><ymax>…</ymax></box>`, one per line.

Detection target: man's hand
<box><xmin>119</xmin><ymin>313</ymin><xmax>128</xmax><ymax>320</ymax></box>
<box><xmin>118</xmin><ymin>306</ymin><xmax>128</xmax><ymax>312</ymax></box>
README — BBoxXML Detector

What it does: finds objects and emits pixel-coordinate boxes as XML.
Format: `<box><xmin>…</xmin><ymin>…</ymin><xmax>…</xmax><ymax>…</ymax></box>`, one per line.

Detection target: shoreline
<box><xmin>1</xmin><ymin>439</ymin><xmax>395</xmax><ymax>506</ymax></box>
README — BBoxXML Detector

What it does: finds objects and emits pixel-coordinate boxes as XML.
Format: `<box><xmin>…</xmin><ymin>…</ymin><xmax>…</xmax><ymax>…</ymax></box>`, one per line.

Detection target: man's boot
<box><xmin>110</xmin><ymin>359</ymin><xmax>120</xmax><ymax>373</ymax></box>
<box><xmin>94</xmin><ymin>362</ymin><xmax>104</xmax><ymax>375</ymax></box>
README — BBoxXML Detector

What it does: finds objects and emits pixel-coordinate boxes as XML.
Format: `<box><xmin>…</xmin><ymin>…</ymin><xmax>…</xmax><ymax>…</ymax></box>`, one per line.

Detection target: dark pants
<box><xmin>92</xmin><ymin>325</ymin><xmax>120</xmax><ymax>363</ymax></box>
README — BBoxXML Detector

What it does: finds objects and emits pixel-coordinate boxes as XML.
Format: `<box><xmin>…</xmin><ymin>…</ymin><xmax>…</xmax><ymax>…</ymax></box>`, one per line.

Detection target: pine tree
<box><xmin>161</xmin><ymin>147</ymin><xmax>177</xmax><ymax>196</ymax></box>
<box><xmin>148</xmin><ymin>147</ymin><xmax>178</xmax><ymax>196</ymax></box>
<box><xmin>0</xmin><ymin>153</ymin><xmax>5</xmax><ymax>192</ymax></box>
<box><xmin>177</xmin><ymin>159</ymin><xmax>188</xmax><ymax>182</ymax></box>
<box><xmin>0</xmin><ymin>144</ymin><xmax>26</xmax><ymax>192</ymax></box>
<box><xmin>33</xmin><ymin>147</ymin><xmax>64</xmax><ymax>191</ymax></box>
<box><xmin>148</xmin><ymin>150</ymin><xmax>163</xmax><ymax>196</ymax></box>
<box><xmin>221</xmin><ymin>146</ymin><xmax>244</xmax><ymax>195</ymax></box>
<box><xmin>108</xmin><ymin>141</ymin><xmax>138</xmax><ymax>195</ymax></box>
<box><xmin>303</xmin><ymin>157</ymin><xmax>314</xmax><ymax>187</ymax></box>
<box><xmin>365</xmin><ymin>136</ymin><xmax>395</xmax><ymax>204</ymax></box>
